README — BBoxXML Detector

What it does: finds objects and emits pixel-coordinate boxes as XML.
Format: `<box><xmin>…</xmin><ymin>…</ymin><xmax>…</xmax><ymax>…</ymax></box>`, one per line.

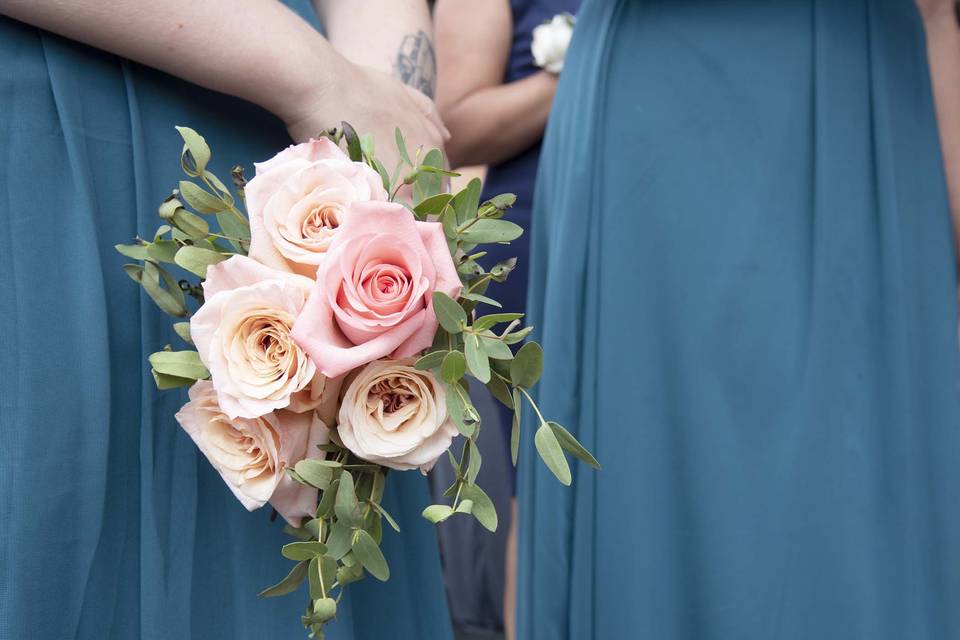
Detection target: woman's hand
<box><xmin>285</xmin><ymin>57</ymin><xmax>449</xmax><ymax>172</ymax></box>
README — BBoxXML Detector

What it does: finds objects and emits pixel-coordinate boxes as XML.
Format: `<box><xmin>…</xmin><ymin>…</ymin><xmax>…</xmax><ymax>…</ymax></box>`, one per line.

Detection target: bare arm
<box><xmin>434</xmin><ymin>0</ymin><xmax>557</xmax><ymax>169</ymax></box>
<box><xmin>919</xmin><ymin>1</ymin><xmax>960</xmax><ymax>257</ymax></box>
<box><xmin>0</xmin><ymin>0</ymin><xmax>445</xmax><ymax>167</ymax></box>
<box><xmin>315</xmin><ymin>0</ymin><xmax>436</xmax><ymax>98</ymax></box>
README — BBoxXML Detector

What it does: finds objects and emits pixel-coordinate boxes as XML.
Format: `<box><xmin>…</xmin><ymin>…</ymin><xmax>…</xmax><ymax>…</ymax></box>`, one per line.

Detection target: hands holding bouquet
<box><xmin>116</xmin><ymin>124</ymin><xmax>598</xmax><ymax>638</ymax></box>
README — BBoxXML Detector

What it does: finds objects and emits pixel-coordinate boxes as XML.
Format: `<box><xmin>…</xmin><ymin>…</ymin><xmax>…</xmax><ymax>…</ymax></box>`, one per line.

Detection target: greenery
<box><xmin>117</xmin><ymin>124</ymin><xmax>599</xmax><ymax>639</ymax></box>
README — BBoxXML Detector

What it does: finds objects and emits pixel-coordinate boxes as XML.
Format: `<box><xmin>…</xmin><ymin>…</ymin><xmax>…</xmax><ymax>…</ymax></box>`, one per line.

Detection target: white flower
<box><xmin>531</xmin><ymin>13</ymin><xmax>575</xmax><ymax>74</ymax></box>
<box><xmin>191</xmin><ymin>255</ymin><xmax>322</xmax><ymax>419</ymax></box>
<box><xmin>337</xmin><ymin>359</ymin><xmax>458</xmax><ymax>473</ymax></box>
<box><xmin>175</xmin><ymin>381</ymin><xmax>330</xmax><ymax>526</ymax></box>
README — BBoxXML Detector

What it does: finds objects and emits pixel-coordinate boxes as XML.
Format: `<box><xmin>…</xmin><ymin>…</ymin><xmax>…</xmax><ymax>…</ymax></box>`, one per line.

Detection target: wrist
<box><xmin>270</xmin><ymin>36</ymin><xmax>348</xmax><ymax>132</ymax></box>
<box><xmin>919</xmin><ymin>3</ymin><xmax>958</xmax><ymax>29</ymax></box>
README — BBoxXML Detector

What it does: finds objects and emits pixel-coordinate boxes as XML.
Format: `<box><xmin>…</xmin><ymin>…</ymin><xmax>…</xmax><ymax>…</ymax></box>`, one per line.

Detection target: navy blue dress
<box><xmin>429</xmin><ymin>0</ymin><xmax>579</xmax><ymax>634</ymax></box>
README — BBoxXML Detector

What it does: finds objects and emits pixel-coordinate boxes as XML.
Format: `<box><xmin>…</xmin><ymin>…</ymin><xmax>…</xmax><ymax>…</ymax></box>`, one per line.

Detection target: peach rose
<box><xmin>338</xmin><ymin>359</ymin><xmax>457</xmax><ymax>472</ymax></box>
<box><xmin>175</xmin><ymin>381</ymin><xmax>329</xmax><ymax>526</ymax></box>
<box><xmin>291</xmin><ymin>201</ymin><xmax>462</xmax><ymax>379</ymax></box>
<box><xmin>245</xmin><ymin>138</ymin><xmax>387</xmax><ymax>278</ymax></box>
<box><xmin>191</xmin><ymin>255</ymin><xmax>323</xmax><ymax>419</ymax></box>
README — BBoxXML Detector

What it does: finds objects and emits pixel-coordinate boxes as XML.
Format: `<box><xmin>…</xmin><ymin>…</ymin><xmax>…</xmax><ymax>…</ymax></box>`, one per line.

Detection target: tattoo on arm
<box><xmin>393</xmin><ymin>30</ymin><xmax>437</xmax><ymax>98</ymax></box>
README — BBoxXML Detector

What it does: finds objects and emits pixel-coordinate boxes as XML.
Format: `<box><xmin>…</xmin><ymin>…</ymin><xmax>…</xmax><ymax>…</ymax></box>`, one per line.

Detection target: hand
<box><xmin>285</xmin><ymin>57</ymin><xmax>450</xmax><ymax>173</ymax></box>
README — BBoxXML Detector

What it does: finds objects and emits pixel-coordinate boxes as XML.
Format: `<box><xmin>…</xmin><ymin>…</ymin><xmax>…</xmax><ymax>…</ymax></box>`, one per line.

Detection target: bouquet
<box><xmin>116</xmin><ymin>124</ymin><xmax>599</xmax><ymax>637</ymax></box>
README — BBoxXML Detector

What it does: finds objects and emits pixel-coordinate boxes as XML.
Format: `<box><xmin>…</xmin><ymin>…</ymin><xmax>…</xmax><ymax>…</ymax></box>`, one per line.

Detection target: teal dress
<box><xmin>519</xmin><ymin>1</ymin><xmax>960</xmax><ymax>638</ymax></box>
<box><xmin>0</xmin><ymin>8</ymin><xmax>452</xmax><ymax>640</ymax></box>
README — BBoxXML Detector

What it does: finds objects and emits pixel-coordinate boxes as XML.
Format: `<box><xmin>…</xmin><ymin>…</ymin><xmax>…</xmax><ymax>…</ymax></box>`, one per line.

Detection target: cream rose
<box><xmin>245</xmin><ymin>138</ymin><xmax>388</xmax><ymax>277</ymax></box>
<box><xmin>191</xmin><ymin>255</ymin><xmax>323</xmax><ymax>419</ymax></box>
<box><xmin>337</xmin><ymin>359</ymin><xmax>458</xmax><ymax>473</ymax></box>
<box><xmin>175</xmin><ymin>381</ymin><xmax>329</xmax><ymax>526</ymax></box>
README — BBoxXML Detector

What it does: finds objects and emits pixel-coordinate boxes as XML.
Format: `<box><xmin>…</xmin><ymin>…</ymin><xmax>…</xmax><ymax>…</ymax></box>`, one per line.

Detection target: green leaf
<box><xmin>360</xmin><ymin>132</ymin><xmax>375</xmax><ymax>160</ymax></box>
<box><xmin>148</xmin><ymin>350</ymin><xmax>209</xmax><ymax>380</ymax></box>
<box><xmin>418</xmin><ymin>165</ymin><xmax>460</xmax><ymax>178</ymax></box>
<box><xmin>395</xmin><ymin>127</ymin><xmax>412</xmax><ymax>166</ymax></box>
<box><xmin>461</xmin><ymin>292</ymin><xmax>502</xmax><ymax>309</ymax></box>
<box><xmin>147</xmin><ymin>240</ymin><xmax>178</xmax><ymax>264</ymax></box>
<box><xmin>440</xmin><ymin>350</ymin><xmax>466</xmax><ymax>384</ymax></box>
<box><xmin>175</xmin><ymin>126</ymin><xmax>211</xmax><ymax>175</ymax></box>
<box><xmin>171</xmin><ymin>207</ymin><xmax>210</xmax><ymax>239</ymax></box>
<box><xmin>503</xmin><ymin>325</ymin><xmax>534</xmax><ymax>345</ymax></box>
<box><xmin>352</xmin><ymin>529</ymin><xmax>390</xmax><ymax>581</ymax></box>
<box><xmin>319</xmin><ymin>555</ymin><xmax>338</xmax><ymax>595</ymax></box>
<box><xmin>415</xmin><ymin>350</ymin><xmax>448</xmax><ymax>371</ymax></box>
<box><xmin>316</xmin><ymin>480</ymin><xmax>338</xmax><ymax>519</ymax></box>
<box><xmin>465</xmin><ymin>440</ymin><xmax>482</xmax><ymax>484</ymax></box>
<box><xmin>308</xmin><ymin>556</ymin><xmax>324</xmax><ymax>599</ymax></box>
<box><xmin>151</xmin><ymin>370</ymin><xmax>194</xmax><ymax>390</ymax></box>
<box><xmin>258</xmin><ymin>560</ymin><xmax>309</xmax><ymax>597</ymax></box>
<box><xmin>141</xmin><ymin>261</ymin><xmax>187</xmax><ymax>316</ymax></box>
<box><xmin>432</xmin><ymin>292</ymin><xmax>466</xmax><ymax>333</ymax></box>
<box><xmin>341</xmin><ymin>121</ymin><xmax>363</xmax><ymax>162</ymax></box>
<box><xmin>306</xmin><ymin>597</ymin><xmax>337</xmax><ymax>624</ymax></box>
<box><xmin>444</xmin><ymin>383</ymin><xmax>477</xmax><ymax>438</ymax></box>
<box><xmin>474</xmin><ymin>313</ymin><xmax>524</xmax><ymax>331</ymax></box>
<box><xmin>216</xmin><ymin>211</ymin><xmax>250</xmax><ymax>252</ymax></box>
<box><xmin>413</xmin><ymin>193</ymin><xmax>453</xmax><ymax>220</ymax></box>
<box><xmin>295</xmin><ymin>458</ymin><xmax>335</xmax><ymax>490</ymax></box>
<box><xmin>174</xmin><ymin>245</ymin><xmax>227</xmax><ymax>278</ymax></box>
<box><xmin>490</xmin><ymin>258</ymin><xmax>517</xmax><ymax>282</ymax></box>
<box><xmin>178</xmin><ymin>181</ymin><xmax>225</xmax><ymax>214</ymax></box>
<box><xmin>480</xmin><ymin>335</ymin><xmax>514</xmax><ymax>360</ymax></box>
<box><xmin>484</xmin><ymin>193</ymin><xmax>517</xmax><ymax>211</ymax></box>
<box><xmin>510</xmin><ymin>342</ymin><xmax>544</xmax><ymax>388</ymax></box>
<box><xmin>452</xmin><ymin>178</ymin><xmax>482</xmax><ymax>226</ymax></box>
<box><xmin>336</xmin><ymin>562</ymin><xmax>365</xmax><ymax>586</ymax></box>
<box><xmin>325</xmin><ymin>521</ymin><xmax>352</xmax><ymax>560</ymax></box>
<box><xmin>464</xmin><ymin>333</ymin><xmax>490</xmax><ymax>383</ymax></box>
<box><xmin>511</xmin><ymin>389</ymin><xmax>521</xmax><ymax>466</ymax></box>
<box><xmin>335</xmin><ymin>471</ymin><xmax>360</xmax><ymax>526</ymax></box>
<box><xmin>535</xmin><ymin>423</ymin><xmax>571</xmax><ymax>486</ymax></box>
<box><xmin>549</xmin><ymin>421</ymin><xmax>601</xmax><ymax>469</ymax></box>
<box><xmin>461</xmin><ymin>219</ymin><xmax>524</xmax><ymax>244</ymax></box>
<box><xmin>413</xmin><ymin>149</ymin><xmax>444</xmax><ymax>204</ymax></box>
<box><xmin>373</xmin><ymin>157</ymin><xmax>391</xmax><ymax>192</ymax></box>
<box><xmin>486</xmin><ymin>374</ymin><xmax>514</xmax><ymax>409</ymax></box>
<box><xmin>173</xmin><ymin>322</ymin><xmax>193</xmax><ymax>344</ymax></box>
<box><xmin>281</xmin><ymin>541</ymin><xmax>328</xmax><ymax>561</ymax></box>
<box><xmin>455</xmin><ymin>499</ymin><xmax>474</xmax><ymax>514</ymax></box>
<box><xmin>115</xmin><ymin>243</ymin><xmax>150</xmax><ymax>260</ymax></box>
<box><xmin>422</xmin><ymin>504</ymin><xmax>454</xmax><ymax>524</ymax></box>
<box><xmin>461</xmin><ymin>484</ymin><xmax>498</xmax><ymax>532</ymax></box>
<box><xmin>369</xmin><ymin>501</ymin><xmax>401</xmax><ymax>533</ymax></box>
<box><xmin>123</xmin><ymin>264</ymin><xmax>144</xmax><ymax>284</ymax></box>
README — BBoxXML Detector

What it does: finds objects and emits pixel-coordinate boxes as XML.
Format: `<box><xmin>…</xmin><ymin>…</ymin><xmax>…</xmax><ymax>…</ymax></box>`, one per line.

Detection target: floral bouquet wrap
<box><xmin>116</xmin><ymin>124</ymin><xmax>598</xmax><ymax>637</ymax></box>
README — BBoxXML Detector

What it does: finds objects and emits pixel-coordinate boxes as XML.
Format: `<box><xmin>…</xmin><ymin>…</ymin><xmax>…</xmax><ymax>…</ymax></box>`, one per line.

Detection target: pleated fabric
<box><xmin>0</xmin><ymin>10</ymin><xmax>452</xmax><ymax>640</ymax></box>
<box><xmin>518</xmin><ymin>0</ymin><xmax>960</xmax><ymax>638</ymax></box>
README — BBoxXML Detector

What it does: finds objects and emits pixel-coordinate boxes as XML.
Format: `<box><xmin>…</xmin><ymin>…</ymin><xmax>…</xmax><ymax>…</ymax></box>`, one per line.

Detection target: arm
<box><xmin>315</xmin><ymin>0</ymin><xmax>436</xmax><ymax>98</ymax></box>
<box><xmin>434</xmin><ymin>0</ymin><xmax>557</xmax><ymax>169</ymax></box>
<box><xmin>0</xmin><ymin>0</ymin><xmax>445</xmax><ymax>168</ymax></box>
<box><xmin>919</xmin><ymin>1</ymin><xmax>960</xmax><ymax>256</ymax></box>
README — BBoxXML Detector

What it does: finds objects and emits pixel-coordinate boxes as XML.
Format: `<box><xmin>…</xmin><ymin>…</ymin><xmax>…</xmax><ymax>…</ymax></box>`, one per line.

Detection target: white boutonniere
<box><xmin>532</xmin><ymin>12</ymin><xmax>576</xmax><ymax>74</ymax></box>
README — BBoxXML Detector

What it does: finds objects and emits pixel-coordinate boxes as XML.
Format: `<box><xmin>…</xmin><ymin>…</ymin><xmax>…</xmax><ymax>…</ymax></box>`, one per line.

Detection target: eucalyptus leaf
<box><xmin>369</xmin><ymin>501</ymin><xmax>401</xmax><ymax>533</ymax></box>
<box><xmin>415</xmin><ymin>350</ymin><xmax>448</xmax><ymax>371</ymax></box>
<box><xmin>115</xmin><ymin>243</ymin><xmax>150</xmax><ymax>260</ymax></box>
<box><xmin>413</xmin><ymin>148</ymin><xmax>444</xmax><ymax>204</ymax></box>
<box><xmin>147</xmin><ymin>240</ymin><xmax>178</xmax><ymax>264</ymax></box>
<box><xmin>422</xmin><ymin>504</ymin><xmax>454</xmax><ymax>524</ymax></box>
<box><xmin>511</xmin><ymin>389</ymin><xmax>521</xmax><ymax>466</ymax></box>
<box><xmin>309</xmin><ymin>597</ymin><xmax>337</xmax><ymax>624</ymax></box>
<box><xmin>335</xmin><ymin>471</ymin><xmax>360</xmax><ymax>526</ymax></box>
<box><xmin>510</xmin><ymin>342</ymin><xmax>544</xmax><ymax>388</ymax></box>
<box><xmin>175</xmin><ymin>126</ymin><xmax>211</xmax><ymax>175</ymax></box>
<box><xmin>535</xmin><ymin>423</ymin><xmax>572</xmax><ymax>486</ymax></box>
<box><xmin>352</xmin><ymin>530</ymin><xmax>389</xmax><ymax>581</ymax></box>
<box><xmin>461</xmin><ymin>483</ymin><xmax>498</xmax><ymax>532</ymax></box>
<box><xmin>360</xmin><ymin>132</ymin><xmax>375</xmax><ymax>160</ymax></box>
<box><xmin>455</xmin><ymin>500</ymin><xmax>474</xmax><ymax>514</ymax></box>
<box><xmin>316</xmin><ymin>480</ymin><xmax>338</xmax><ymax>519</ymax></box>
<box><xmin>395</xmin><ymin>126</ymin><xmax>412</xmax><ymax>166</ymax></box>
<box><xmin>474</xmin><ymin>313</ymin><xmax>524</xmax><ymax>331</ymax></box>
<box><xmin>258</xmin><ymin>560</ymin><xmax>309</xmax><ymax>598</ymax></box>
<box><xmin>123</xmin><ymin>264</ymin><xmax>143</xmax><ymax>284</ymax></box>
<box><xmin>295</xmin><ymin>458</ymin><xmax>335</xmax><ymax>490</ymax></box>
<box><xmin>174</xmin><ymin>245</ymin><xmax>227</xmax><ymax>278</ymax></box>
<box><xmin>171</xmin><ymin>207</ymin><xmax>210</xmax><ymax>239</ymax></box>
<box><xmin>549</xmin><ymin>421</ymin><xmax>601</xmax><ymax>469</ymax></box>
<box><xmin>151</xmin><ymin>370</ymin><xmax>194</xmax><ymax>390</ymax></box>
<box><xmin>432</xmin><ymin>292</ymin><xmax>466</xmax><ymax>333</ymax></box>
<box><xmin>486</xmin><ymin>374</ymin><xmax>514</xmax><ymax>409</ymax></box>
<box><xmin>281</xmin><ymin>541</ymin><xmax>328</xmax><ymax>561</ymax></box>
<box><xmin>440</xmin><ymin>350</ymin><xmax>466</xmax><ymax>384</ymax></box>
<box><xmin>461</xmin><ymin>292</ymin><xmax>502</xmax><ymax>309</ymax></box>
<box><xmin>336</xmin><ymin>562</ymin><xmax>365</xmax><ymax>586</ymax></box>
<box><xmin>461</xmin><ymin>219</ymin><xmax>524</xmax><ymax>244</ymax></box>
<box><xmin>342</xmin><ymin>122</ymin><xmax>363</xmax><ymax>162</ymax></box>
<box><xmin>308</xmin><ymin>557</ymin><xmax>323</xmax><ymax>599</ymax></box>
<box><xmin>216</xmin><ymin>210</ymin><xmax>250</xmax><ymax>252</ymax></box>
<box><xmin>444</xmin><ymin>383</ymin><xmax>476</xmax><ymax>438</ymax></box>
<box><xmin>173</xmin><ymin>322</ymin><xmax>193</xmax><ymax>344</ymax></box>
<box><xmin>179</xmin><ymin>181</ymin><xmax>225</xmax><ymax>214</ymax></box>
<box><xmin>466</xmin><ymin>440</ymin><xmax>482</xmax><ymax>484</ymax></box>
<box><xmin>148</xmin><ymin>350</ymin><xmax>209</xmax><ymax>380</ymax></box>
<box><xmin>413</xmin><ymin>193</ymin><xmax>453</xmax><ymax>219</ymax></box>
<box><xmin>480</xmin><ymin>335</ymin><xmax>514</xmax><ymax>360</ymax></box>
<box><xmin>452</xmin><ymin>178</ymin><xmax>482</xmax><ymax>226</ymax></box>
<box><xmin>325</xmin><ymin>521</ymin><xmax>352</xmax><ymax>560</ymax></box>
<box><xmin>319</xmin><ymin>555</ymin><xmax>338</xmax><ymax>595</ymax></box>
<box><xmin>464</xmin><ymin>333</ymin><xmax>490</xmax><ymax>383</ymax></box>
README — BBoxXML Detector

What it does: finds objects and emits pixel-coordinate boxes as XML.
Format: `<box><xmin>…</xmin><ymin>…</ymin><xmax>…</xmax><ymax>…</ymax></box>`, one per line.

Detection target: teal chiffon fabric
<box><xmin>0</xmin><ymin>9</ymin><xmax>452</xmax><ymax>640</ymax></box>
<box><xmin>519</xmin><ymin>1</ymin><xmax>960</xmax><ymax>638</ymax></box>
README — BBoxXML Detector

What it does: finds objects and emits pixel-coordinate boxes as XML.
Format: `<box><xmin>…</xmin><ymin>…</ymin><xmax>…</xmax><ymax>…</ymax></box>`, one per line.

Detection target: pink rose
<box><xmin>245</xmin><ymin>138</ymin><xmax>387</xmax><ymax>277</ymax></box>
<box><xmin>175</xmin><ymin>381</ymin><xmax>328</xmax><ymax>526</ymax></box>
<box><xmin>291</xmin><ymin>202</ymin><xmax>462</xmax><ymax>378</ymax></box>
<box><xmin>191</xmin><ymin>255</ymin><xmax>322</xmax><ymax>419</ymax></box>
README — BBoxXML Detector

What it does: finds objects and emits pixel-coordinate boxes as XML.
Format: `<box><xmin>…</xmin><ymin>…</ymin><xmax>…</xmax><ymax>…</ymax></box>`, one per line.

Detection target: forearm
<box><xmin>315</xmin><ymin>0</ymin><xmax>435</xmax><ymax>97</ymax></box>
<box><xmin>0</xmin><ymin>0</ymin><xmax>343</xmax><ymax>126</ymax></box>
<box><xmin>923</xmin><ymin>9</ymin><xmax>960</xmax><ymax>255</ymax></box>
<box><xmin>441</xmin><ymin>72</ymin><xmax>556</xmax><ymax>168</ymax></box>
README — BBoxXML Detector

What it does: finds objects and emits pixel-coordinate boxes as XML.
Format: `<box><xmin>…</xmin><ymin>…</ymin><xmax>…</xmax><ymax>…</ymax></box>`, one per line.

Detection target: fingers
<box><xmin>404</xmin><ymin>86</ymin><xmax>451</xmax><ymax>141</ymax></box>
